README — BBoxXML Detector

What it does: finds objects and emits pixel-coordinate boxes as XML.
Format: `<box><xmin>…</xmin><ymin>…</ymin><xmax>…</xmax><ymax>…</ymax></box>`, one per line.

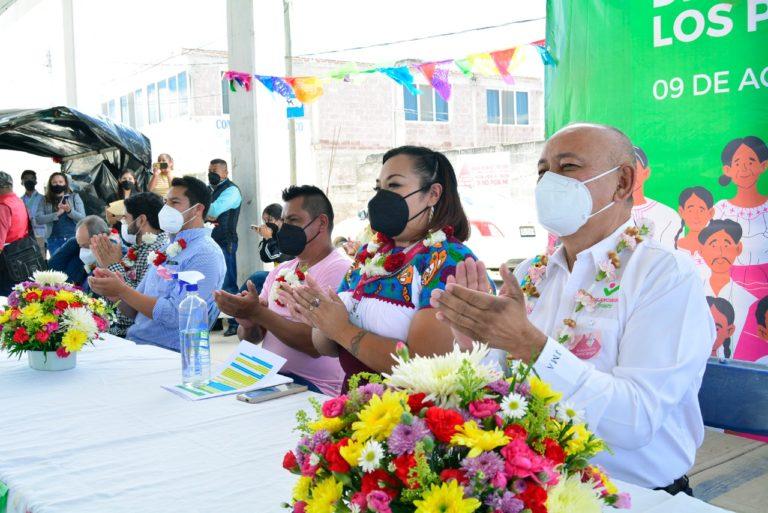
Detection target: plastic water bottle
<box><xmin>178</xmin><ymin>283</ymin><xmax>211</xmax><ymax>386</ymax></box>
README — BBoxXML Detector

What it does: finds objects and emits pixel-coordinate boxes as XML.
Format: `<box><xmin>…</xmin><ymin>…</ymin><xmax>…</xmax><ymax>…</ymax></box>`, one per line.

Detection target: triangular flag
<box><xmin>378</xmin><ymin>67</ymin><xmax>420</xmax><ymax>96</ymax></box>
<box><xmin>491</xmin><ymin>48</ymin><xmax>517</xmax><ymax>85</ymax></box>
<box><xmin>255</xmin><ymin>75</ymin><xmax>295</xmax><ymax>100</ymax></box>
<box><xmin>223</xmin><ymin>71</ymin><xmax>252</xmax><ymax>92</ymax></box>
<box><xmin>454</xmin><ymin>58</ymin><xmax>473</xmax><ymax>77</ymax></box>
<box><xmin>531</xmin><ymin>39</ymin><xmax>555</xmax><ymax>65</ymax></box>
<box><xmin>467</xmin><ymin>53</ymin><xmax>499</xmax><ymax>76</ymax></box>
<box><xmin>286</xmin><ymin>76</ymin><xmax>324</xmax><ymax>104</ymax></box>
<box><xmin>417</xmin><ymin>61</ymin><xmax>452</xmax><ymax>102</ymax></box>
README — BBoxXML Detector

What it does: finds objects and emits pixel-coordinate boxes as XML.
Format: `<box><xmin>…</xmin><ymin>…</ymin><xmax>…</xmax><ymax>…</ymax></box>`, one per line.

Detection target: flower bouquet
<box><xmin>283</xmin><ymin>344</ymin><xmax>629</xmax><ymax>513</ymax></box>
<box><xmin>0</xmin><ymin>271</ymin><xmax>115</xmax><ymax>370</ymax></box>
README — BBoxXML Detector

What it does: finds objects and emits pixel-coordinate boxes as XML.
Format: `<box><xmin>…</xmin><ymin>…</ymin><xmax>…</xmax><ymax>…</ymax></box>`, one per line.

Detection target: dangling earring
<box><xmin>428</xmin><ymin>206</ymin><xmax>435</xmax><ymax>223</ymax></box>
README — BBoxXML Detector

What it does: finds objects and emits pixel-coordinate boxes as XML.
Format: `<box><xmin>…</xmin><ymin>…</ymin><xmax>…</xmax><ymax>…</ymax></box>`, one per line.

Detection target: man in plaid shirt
<box><xmin>90</xmin><ymin>192</ymin><xmax>169</xmax><ymax>337</ymax></box>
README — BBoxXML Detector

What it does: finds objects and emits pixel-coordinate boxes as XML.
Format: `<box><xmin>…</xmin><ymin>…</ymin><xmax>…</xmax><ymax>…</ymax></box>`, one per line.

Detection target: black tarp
<box><xmin>0</xmin><ymin>106</ymin><xmax>152</xmax><ymax>216</ymax></box>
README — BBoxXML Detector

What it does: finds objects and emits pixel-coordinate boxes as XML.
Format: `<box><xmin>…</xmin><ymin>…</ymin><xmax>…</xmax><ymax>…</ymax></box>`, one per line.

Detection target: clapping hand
<box><xmin>90</xmin><ymin>233</ymin><xmax>122</xmax><ymax>267</ymax></box>
<box><xmin>88</xmin><ymin>268</ymin><xmax>127</xmax><ymax>302</ymax></box>
<box><xmin>286</xmin><ymin>274</ymin><xmax>349</xmax><ymax>340</ymax></box>
<box><xmin>213</xmin><ymin>281</ymin><xmax>266</xmax><ymax>329</ymax></box>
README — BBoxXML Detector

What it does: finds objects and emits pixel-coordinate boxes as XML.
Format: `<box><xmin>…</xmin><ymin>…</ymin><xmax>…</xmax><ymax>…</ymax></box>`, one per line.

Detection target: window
<box><xmin>101</xmin><ymin>102</ymin><xmax>109</xmax><ymax>117</ymax></box>
<box><xmin>107</xmin><ymin>99</ymin><xmax>116</xmax><ymax>120</ymax></box>
<box><xmin>403</xmin><ymin>85</ymin><xmax>449</xmax><ymax>122</ymax></box>
<box><xmin>147</xmin><ymin>83</ymin><xmax>158</xmax><ymax>124</ymax></box>
<box><xmin>168</xmin><ymin>75</ymin><xmax>178</xmax><ymax>118</ymax></box>
<box><xmin>178</xmin><ymin>72</ymin><xmax>189</xmax><ymax>116</ymax></box>
<box><xmin>486</xmin><ymin>89</ymin><xmax>530</xmax><ymax>125</ymax></box>
<box><xmin>120</xmin><ymin>95</ymin><xmax>130</xmax><ymax>124</ymax></box>
<box><xmin>158</xmin><ymin>79</ymin><xmax>169</xmax><ymax>121</ymax></box>
<box><xmin>221</xmin><ymin>75</ymin><xmax>230</xmax><ymax>115</ymax></box>
<box><xmin>134</xmin><ymin>88</ymin><xmax>145</xmax><ymax>128</ymax></box>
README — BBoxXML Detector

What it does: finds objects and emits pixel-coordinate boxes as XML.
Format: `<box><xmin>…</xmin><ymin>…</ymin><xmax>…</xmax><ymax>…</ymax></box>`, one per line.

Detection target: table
<box><xmin>0</xmin><ymin>335</ymin><xmax>733</xmax><ymax>513</ymax></box>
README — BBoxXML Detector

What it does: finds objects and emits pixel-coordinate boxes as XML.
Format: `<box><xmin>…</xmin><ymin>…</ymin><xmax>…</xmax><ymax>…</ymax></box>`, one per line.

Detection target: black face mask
<box><xmin>23</xmin><ymin>180</ymin><xmax>37</xmax><ymax>191</ymax></box>
<box><xmin>208</xmin><ymin>172</ymin><xmax>222</xmax><ymax>187</ymax></box>
<box><xmin>120</xmin><ymin>180</ymin><xmax>135</xmax><ymax>191</ymax></box>
<box><xmin>277</xmin><ymin>217</ymin><xmax>319</xmax><ymax>257</ymax></box>
<box><xmin>50</xmin><ymin>184</ymin><xmax>67</xmax><ymax>195</ymax></box>
<box><xmin>367</xmin><ymin>185</ymin><xmax>432</xmax><ymax>238</ymax></box>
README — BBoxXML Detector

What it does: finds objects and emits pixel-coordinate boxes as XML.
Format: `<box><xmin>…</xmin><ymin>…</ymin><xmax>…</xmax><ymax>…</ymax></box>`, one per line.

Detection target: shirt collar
<box><xmin>549</xmin><ymin>218</ymin><xmax>635</xmax><ymax>273</ymax></box>
<box><xmin>172</xmin><ymin>227</ymin><xmax>207</xmax><ymax>243</ymax></box>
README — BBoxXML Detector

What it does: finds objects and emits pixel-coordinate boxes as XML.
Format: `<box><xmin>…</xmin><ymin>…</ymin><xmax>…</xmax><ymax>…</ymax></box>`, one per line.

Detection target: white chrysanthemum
<box><xmin>147</xmin><ymin>251</ymin><xmax>158</xmax><ymax>265</ymax></box>
<box><xmin>556</xmin><ymin>401</ymin><xmax>585</xmax><ymax>425</ymax></box>
<box><xmin>31</xmin><ymin>270</ymin><xmax>68</xmax><ymax>286</ymax></box>
<box><xmin>501</xmin><ymin>392</ymin><xmax>529</xmax><ymax>420</ymax></box>
<box><xmin>166</xmin><ymin>242</ymin><xmax>183</xmax><ymax>258</ymax></box>
<box><xmin>545</xmin><ymin>473</ymin><xmax>602</xmax><ymax>513</ymax></box>
<box><xmin>62</xmin><ymin>307</ymin><xmax>98</xmax><ymax>337</ymax></box>
<box><xmin>142</xmin><ymin>232</ymin><xmax>158</xmax><ymax>245</ymax></box>
<box><xmin>423</xmin><ymin>228</ymin><xmax>447</xmax><ymax>247</ymax></box>
<box><xmin>384</xmin><ymin>342</ymin><xmax>502</xmax><ymax>408</ymax></box>
<box><xmin>358</xmin><ymin>440</ymin><xmax>384</xmax><ymax>473</ymax></box>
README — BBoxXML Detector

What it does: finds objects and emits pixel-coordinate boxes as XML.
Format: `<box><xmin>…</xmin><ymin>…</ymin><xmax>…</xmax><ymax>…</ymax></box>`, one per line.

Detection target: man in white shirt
<box><xmin>630</xmin><ymin>146</ymin><xmax>681</xmax><ymax>249</ymax></box>
<box><xmin>700</xmin><ymin>219</ymin><xmax>757</xmax><ymax>354</ymax></box>
<box><xmin>431</xmin><ymin>123</ymin><xmax>714</xmax><ymax>493</ymax></box>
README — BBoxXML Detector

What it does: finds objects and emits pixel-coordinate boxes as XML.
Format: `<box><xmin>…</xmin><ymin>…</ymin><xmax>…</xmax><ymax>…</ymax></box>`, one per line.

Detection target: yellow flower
<box><xmin>351</xmin><ymin>390</ymin><xmax>407</xmax><ymax>442</ymax></box>
<box><xmin>309</xmin><ymin>416</ymin><xmax>345</xmax><ymax>434</ymax></box>
<box><xmin>0</xmin><ymin>309</ymin><xmax>11</xmax><ymax>324</ymax></box>
<box><xmin>305</xmin><ymin>476</ymin><xmax>343</xmax><ymax>513</ymax></box>
<box><xmin>292</xmin><ymin>476</ymin><xmax>312</xmax><ymax>501</ymax></box>
<box><xmin>545</xmin><ymin>473</ymin><xmax>602</xmax><ymax>513</ymax></box>
<box><xmin>61</xmin><ymin>330</ymin><xmax>88</xmax><ymax>352</ymax></box>
<box><xmin>21</xmin><ymin>303</ymin><xmax>43</xmax><ymax>320</ymax></box>
<box><xmin>414</xmin><ymin>480</ymin><xmax>481</xmax><ymax>513</ymax></box>
<box><xmin>529</xmin><ymin>376</ymin><xmax>563</xmax><ymax>405</ymax></box>
<box><xmin>564</xmin><ymin>423</ymin><xmax>593</xmax><ymax>455</ymax></box>
<box><xmin>40</xmin><ymin>314</ymin><xmax>57</xmax><ymax>325</ymax></box>
<box><xmin>55</xmin><ymin>290</ymin><xmax>77</xmax><ymax>304</ymax></box>
<box><xmin>450</xmin><ymin>421</ymin><xmax>509</xmax><ymax>458</ymax></box>
<box><xmin>339</xmin><ymin>439</ymin><xmax>364</xmax><ymax>467</ymax></box>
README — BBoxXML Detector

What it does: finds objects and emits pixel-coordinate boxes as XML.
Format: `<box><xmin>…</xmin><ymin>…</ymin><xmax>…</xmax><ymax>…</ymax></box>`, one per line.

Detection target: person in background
<box><xmin>224</xmin><ymin>203</ymin><xmax>286</xmax><ymax>337</ymax></box>
<box><xmin>106</xmin><ymin>170</ymin><xmax>139</xmax><ymax>228</ymax></box>
<box><xmin>34</xmin><ymin>172</ymin><xmax>85</xmax><ymax>257</ymax></box>
<box><xmin>206</xmin><ymin>158</ymin><xmax>242</xmax><ymax>334</ymax></box>
<box><xmin>90</xmin><ymin>192</ymin><xmax>169</xmax><ymax>337</ymax></box>
<box><xmin>214</xmin><ymin>185</ymin><xmax>348</xmax><ymax>395</ymax></box>
<box><xmin>148</xmin><ymin>153</ymin><xmax>174</xmax><ymax>197</ymax></box>
<box><xmin>0</xmin><ymin>171</ymin><xmax>31</xmax><ymax>295</ymax></box>
<box><xmin>89</xmin><ymin>176</ymin><xmax>225</xmax><ymax>352</ymax></box>
<box><xmin>19</xmin><ymin>169</ymin><xmax>46</xmax><ymax>255</ymax></box>
<box><xmin>630</xmin><ymin>146</ymin><xmax>681</xmax><ymax>249</ymax></box>
<box><xmin>74</xmin><ymin>215</ymin><xmax>111</xmax><ymax>274</ymax></box>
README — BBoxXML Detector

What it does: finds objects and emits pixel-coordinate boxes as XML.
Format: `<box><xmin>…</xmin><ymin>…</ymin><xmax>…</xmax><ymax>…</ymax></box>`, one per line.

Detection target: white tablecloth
<box><xmin>0</xmin><ymin>335</ymin><xmax>732</xmax><ymax>513</ymax></box>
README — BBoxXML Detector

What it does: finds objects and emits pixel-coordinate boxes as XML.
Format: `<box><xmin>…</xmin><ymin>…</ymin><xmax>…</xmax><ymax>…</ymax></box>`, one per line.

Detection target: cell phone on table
<box><xmin>236</xmin><ymin>383</ymin><xmax>308</xmax><ymax>404</ymax></box>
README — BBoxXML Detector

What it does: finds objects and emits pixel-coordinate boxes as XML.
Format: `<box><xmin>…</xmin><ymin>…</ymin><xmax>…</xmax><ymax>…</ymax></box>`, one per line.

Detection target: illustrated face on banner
<box><xmin>723</xmin><ymin>144</ymin><xmax>768</xmax><ymax>190</ymax></box>
<box><xmin>679</xmin><ymin>193</ymin><xmax>714</xmax><ymax>232</ymax></box>
<box><xmin>710</xmin><ymin>301</ymin><xmax>736</xmax><ymax>356</ymax></box>
<box><xmin>701</xmin><ymin>230</ymin><xmax>743</xmax><ymax>275</ymax></box>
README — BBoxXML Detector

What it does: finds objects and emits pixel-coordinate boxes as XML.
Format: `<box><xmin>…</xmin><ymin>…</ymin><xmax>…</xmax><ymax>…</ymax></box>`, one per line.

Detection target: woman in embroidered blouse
<box><xmin>89</xmin><ymin>192</ymin><xmax>169</xmax><ymax>337</ymax></box>
<box><xmin>285</xmin><ymin>146</ymin><xmax>482</xmax><ymax>390</ymax></box>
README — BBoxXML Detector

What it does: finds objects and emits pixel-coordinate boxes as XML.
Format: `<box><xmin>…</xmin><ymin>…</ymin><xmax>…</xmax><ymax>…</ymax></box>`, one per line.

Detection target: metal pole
<box><xmin>62</xmin><ymin>0</ymin><xmax>78</xmax><ymax>107</ymax></box>
<box><xmin>284</xmin><ymin>0</ymin><xmax>297</xmax><ymax>185</ymax></box>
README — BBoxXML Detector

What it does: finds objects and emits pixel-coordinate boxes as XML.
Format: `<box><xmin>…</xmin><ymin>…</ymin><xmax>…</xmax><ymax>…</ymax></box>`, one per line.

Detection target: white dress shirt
<box><xmin>512</xmin><ymin>220</ymin><xmax>715</xmax><ymax>489</ymax></box>
<box><xmin>631</xmin><ymin>198</ymin><xmax>681</xmax><ymax>250</ymax></box>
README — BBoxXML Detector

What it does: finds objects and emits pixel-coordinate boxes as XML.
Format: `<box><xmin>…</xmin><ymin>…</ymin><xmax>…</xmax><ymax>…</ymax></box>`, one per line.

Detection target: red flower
<box><xmin>9</xmin><ymin>308</ymin><xmax>21</xmax><ymax>320</ymax></box>
<box><xmin>153</xmin><ymin>252</ymin><xmax>167</xmax><ymax>266</ymax></box>
<box><xmin>13</xmin><ymin>327</ymin><xmax>29</xmax><ymax>343</ymax></box>
<box><xmin>282</xmin><ymin>450</ymin><xmax>299</xmax><ymax>471</ymax></box>
<box><xmin>443</xmin><ymin>225</ymin><xmax>455</xmax><ymax>237</ymax></box>
<box><xmin>517</xmin><ymin>482</ymin><xmax>548</xmax><ymax>513</ymax></box>
<box><xmin>56</xmin><ymin>346</ymin><xmax>71</xmax><ymax>358</ymax></box>
<box><xmin>393</xmin><ymin>453</ymin><xmax>418</xmax><ymax>489</ymax></box>
<box><xmin>383</xmin><ymin>253</ymin><xmax>406</xmax><ymax>273</ymax></box>
<box><xmin>24</xmin><ymin>291</ymin><xmax>40</xmax><ymax>302</ymax></box>
<box><xmin>111</xmin><ymin>228</ymin><xmax>119</xmax><ymax>235</ymax></box>
<box><xmin>295</xmin><ymin>269</ymin><xmax>306</xmax><ymax>281</ymax></box>
<box><xmin>360</xmin><ymin>470</ymin><xmax>400</xmax><ymax>500</ymax></box>
<box><xmin>41</xmin><ymin>289</ymin><xmax>57</xmax><ymax>301</ymax></box>
<box><xmin>322</xmin><ymin>396</ymin><xmax>348</xmax><ymax>418</ymax></box>
<box><xmin>542</xmin><ymin>438</ymin><xmax>565</xmax><ymax>465</ymax></box>
<box><xmin>356</xmin><ymin>249</ymin><xmax>369</xmax><ymax>264</ymax></box>
<box><xmin>324</xmin><ymin>439</ymin><xmax>351</xmax><ymax>474</ymax></box>
<box><xmin>407</xmin><ymin>393</ymin><xmax>434</xmax><ymax>414</ymax></box>
<box><xmin>425</xmin><ymin>406</ymin><xmax>465</xmax><ymax>443</ymax></box>
<box><xmin>55</xmin><ymin>300</ymin><xmax>69</xmax><ymax>311</ymax></box>
<box><xmin>440</xmin><ymin>469</ymin><xmax>469</xmax><ymax>485</ymax></box>
<box><xmin>504</xmin><ymin>424</ymin><xmax>528</xmax><ymax>441</ymax></box>
<box><xmin>127</xmin><ymin>248</ymin><xmax>138</xmax><ymax>261</ymax></box>
<box><xmin>177</xmin><ymin>238</ymin><xmax>187</xmax><ymax>249</ymax></box>
<box><xmin>71</xmin><ymin>302</ymin><xmax>82</xmax><ymax>308</ymax></box>
<box><xmin>35</xmin><ymin>330</ymin><xmax>50</xmax><ymax>342</ymax></box>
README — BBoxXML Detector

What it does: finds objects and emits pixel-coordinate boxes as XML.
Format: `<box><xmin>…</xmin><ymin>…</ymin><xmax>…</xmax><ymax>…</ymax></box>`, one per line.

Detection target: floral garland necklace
<box><xmin>351</xmin><ymin>226</ymin><xmax>452</xmax><ymax>302</ymax></box>
<box><xmin>520</xmin><ymin>225</ymin><xmax>649</xmax><ymax>346</ymax></box>
<box><xmin>123</xmin><ymin>232</ymin><xmax>159</xmax><ymax>269</ymax></box>
<box><xmin>270</xmin><ymin>263</ymin><xmax>309</xmax><ymax>307</ymax></box>
<box><xmin>148</xmin><ymin>238</ymin><xmax>187</xmax><ymax>267</ymax></box>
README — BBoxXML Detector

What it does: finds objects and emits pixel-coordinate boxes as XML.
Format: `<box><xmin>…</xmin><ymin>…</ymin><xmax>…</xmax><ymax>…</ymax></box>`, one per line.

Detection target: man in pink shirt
<box><xmin>214</xmin><ymin>185</ymin><xmax>349</xmax><ymax>396</ymax></box>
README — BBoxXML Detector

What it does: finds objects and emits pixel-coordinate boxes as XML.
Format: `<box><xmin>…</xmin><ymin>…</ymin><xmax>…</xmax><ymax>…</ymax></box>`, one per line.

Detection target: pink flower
<box><xmin>93</xmin><ymin>315</ymin><xmax>108</xmax><ymax>331</ymax></box>
<box><xmin>46</xmin><ymin>322</ymin><xmax>59</xmax><ymax>333</ymax></box>
<box><xmin>350</xmin><ymin>492</ymin><xmax>367</xmax><ymax>510</ymax></box>
<box><xmin>619</xmin><ymin>233</ymin><xmax>637</xmax><ymax>250</ymax></box>
<box><xmin>615</xmin><ymin>492</ymin><xmax>632</xmax><ymax>509</ymax></box>
<box><xmin>367</xmin><ymin>490</ymin><xmax>392</xmax><ymax>513</ymax></box>
<box><xmin>293</xmin><ymin>501</ymin><xmax>306</xmax><ymax>513</ymax></box>
<box><xmin>56</xmin><ymin>347</ymin><xmax>70</xmax><ymax>358</ymax></box>
<box><xmin>500</xmin><ymin>438</ymin><xmax>557</xmax><ymax>485</ymax></box>
<box><xmin>300</xmin><ymin>459</ymin><xmax>319</xmax><ymax>478</ymax></box>
<box><xmin>321</xmin><ymin>395</ymin><xmax>348</xmax><ymax>418</ymax></box>
<box><xmin>469</xmin><ymin>398</ymin><xmax>501</xmax><ymax>419</ymax></box>
<box><xmin>575</xmin><ymin>289</ymin><xmax>597</xmax><ymax>312</ymax></box>
<box><xmin>52</xmin><ymin>309</ymin><xmax>63</xmax><ymax>316</ymax></box>
<box><xmin>491</xmin><ymin>471</ymin><xmax>508</xmax><ymax>489</ymax></box>
<box><xmin>598</xmin><ymin>259</ymin><xmax>617</xmax><ymax>280</ymax></box>
<box><xmin>528</xmin><ymin>264</ymin><xmax>546</xmax><ymax>283</ymax></box>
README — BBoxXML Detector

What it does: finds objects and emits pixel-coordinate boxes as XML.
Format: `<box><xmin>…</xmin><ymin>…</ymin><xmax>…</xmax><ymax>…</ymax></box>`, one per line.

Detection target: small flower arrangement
<box><xmin>283</xmin><ymin>344</ymin><xmax>629</xmax><ymax>513</ymax></box>
<box><xmin>149</xmin><ymin>238</ymin><xmax>187</xmax><ymax>267</ymax></box>
<box><xmin>271</xmin><ymin>266</ymin><xmax>308</xmax><ymax>307</ymax></box>
<box><xmin>0</xmin><ymin>271</ymin><xmax>115</xmax><ymax>359</ymax></box>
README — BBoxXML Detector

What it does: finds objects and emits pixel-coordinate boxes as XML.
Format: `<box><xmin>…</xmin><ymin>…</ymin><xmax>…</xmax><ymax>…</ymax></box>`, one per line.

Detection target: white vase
<box><xmin>27</xmin><ymin>350</ymin><xmax>77</xmax><ymax>371</ymax></box>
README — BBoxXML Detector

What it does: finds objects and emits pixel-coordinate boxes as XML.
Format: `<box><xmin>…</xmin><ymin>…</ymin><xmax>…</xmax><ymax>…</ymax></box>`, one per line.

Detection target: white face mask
<box><xmin>158</xmin><ymin>204</ymin><xmax>197</xmax><ymax>234</ymax></box>
<box><xmin>79</xmin><ymin>248</ymin><xmax>96</xmax><ymax>266</ymax></box>
<box><xmin>535</xmin><ymin>166</ymin><xmax>620</xmax><ymax>237</ymax></box>
<box><xmin>121</xmin><ymin>218</ymin><xmax>138</xmax><ymax>245</ymax></box>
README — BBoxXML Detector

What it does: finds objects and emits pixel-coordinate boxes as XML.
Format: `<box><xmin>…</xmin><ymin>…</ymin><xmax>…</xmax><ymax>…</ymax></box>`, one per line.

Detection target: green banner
<box><xmin>546</xmin><ymin>0</ymin><xmax>768</xmax><ymax>363</ymax></box>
